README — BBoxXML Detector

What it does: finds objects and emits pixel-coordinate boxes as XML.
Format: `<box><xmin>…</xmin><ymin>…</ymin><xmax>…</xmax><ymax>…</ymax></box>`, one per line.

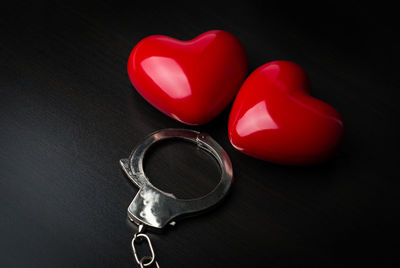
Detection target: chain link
<box><xmin>131</xmin><ymin>225</ymin><xmax>160</xmax><ymax>267</ymax></box>
<box><xmin>138</xmin><ymin>256</ymin><xmax>160</xmax><ymax>268</ymax></box>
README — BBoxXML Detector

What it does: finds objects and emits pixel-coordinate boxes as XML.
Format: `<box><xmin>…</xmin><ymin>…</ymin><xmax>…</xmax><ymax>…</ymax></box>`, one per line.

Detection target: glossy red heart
<box><xmin>228</xmin><ymin>61</ymin><xmax>344</xmax><ymax>165</ymax></box>
<box><xmin>127</xmin><ymin>30</ymin><xmax>248</xmax><ymax>125</ymax></box>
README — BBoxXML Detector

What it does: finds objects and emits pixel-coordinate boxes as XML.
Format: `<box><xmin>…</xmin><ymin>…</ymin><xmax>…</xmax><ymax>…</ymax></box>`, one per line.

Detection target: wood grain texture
<box><xmin>1</xmin><ymin>1</ymin><xmax>398</xmax><ymax>267</ymax></box>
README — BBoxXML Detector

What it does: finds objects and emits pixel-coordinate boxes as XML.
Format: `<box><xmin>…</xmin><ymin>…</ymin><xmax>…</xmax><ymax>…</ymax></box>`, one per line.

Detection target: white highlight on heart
<box><xmin>236</xmin><ymin>101</ymin><xmax>278</xmax><ymax>137</ymax></box>
<box><xmin>141</xmin><ymin>56</ymin><xmax>192</xmax><ymax>99</ymax></box>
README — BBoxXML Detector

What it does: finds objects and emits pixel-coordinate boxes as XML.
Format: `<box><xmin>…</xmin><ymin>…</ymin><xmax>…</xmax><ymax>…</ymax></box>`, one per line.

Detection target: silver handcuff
<box><xmin>120</xmin><ymin>129</ymin><xmax>233</xmax><ymax>267</ymax></box>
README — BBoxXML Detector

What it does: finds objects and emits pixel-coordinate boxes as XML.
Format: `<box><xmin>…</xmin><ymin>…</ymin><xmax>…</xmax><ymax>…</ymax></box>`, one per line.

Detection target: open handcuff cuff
<box><xmin>120</xmin><ymin>129</ymin><xmax>233</xmax><ymax>267</ymax></box>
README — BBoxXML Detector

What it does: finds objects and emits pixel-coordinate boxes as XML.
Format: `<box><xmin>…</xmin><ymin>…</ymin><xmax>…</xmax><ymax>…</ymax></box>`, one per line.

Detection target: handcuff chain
<box><xmin>131</xmin><ymin>224</ymin><xmax>160</xmax><ymax>268</ymax></box>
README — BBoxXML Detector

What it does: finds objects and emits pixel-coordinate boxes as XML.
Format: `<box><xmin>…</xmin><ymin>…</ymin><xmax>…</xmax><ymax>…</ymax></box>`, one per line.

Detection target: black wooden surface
<box><xmin>1</xmin><ymin>1</ymin><xmax>399</xmax><ymax>267</ymax></box>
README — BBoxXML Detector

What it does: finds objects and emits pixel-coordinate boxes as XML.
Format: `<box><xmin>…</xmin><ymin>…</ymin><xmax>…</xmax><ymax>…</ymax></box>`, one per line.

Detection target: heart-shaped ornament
<box><xmin>228</xmin><ymin>61</ymin><xmax>344</xmax><ymax>165</ymax></box>
<box><xmin>127</xmin><ymin>30</ymin><xmax>248</xmax><ymax>125</ymax></box>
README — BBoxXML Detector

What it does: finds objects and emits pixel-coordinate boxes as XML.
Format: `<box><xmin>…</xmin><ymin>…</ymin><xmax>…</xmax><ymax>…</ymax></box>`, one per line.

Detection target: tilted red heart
<box><xmin>127</xmin><ymin>30</ymin><xmax>248</xmax><ymax>125</ymax></box>
<box><xmin>228</xmin><ymin>61</ymin><xmax>344</xmax><ymax>165</ymax></box>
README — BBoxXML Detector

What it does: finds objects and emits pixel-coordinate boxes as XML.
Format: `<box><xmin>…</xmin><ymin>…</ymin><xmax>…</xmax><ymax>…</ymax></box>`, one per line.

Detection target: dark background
<box><xmin>1</xmin><ymin>1</ymin><xmax>399</xmax><ymax>267</ymax></box>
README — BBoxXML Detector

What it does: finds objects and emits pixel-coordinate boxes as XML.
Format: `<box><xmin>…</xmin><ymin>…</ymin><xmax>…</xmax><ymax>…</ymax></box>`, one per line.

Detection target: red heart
<box><xmin>228</xmin><ymin>61</ymin><xmax>344</xmax><ymax>165</ymax></box>
<box><xmin>127</xmin><ymin>30</ymin><xmax>248</xmax><ymax>125</ymax></box>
